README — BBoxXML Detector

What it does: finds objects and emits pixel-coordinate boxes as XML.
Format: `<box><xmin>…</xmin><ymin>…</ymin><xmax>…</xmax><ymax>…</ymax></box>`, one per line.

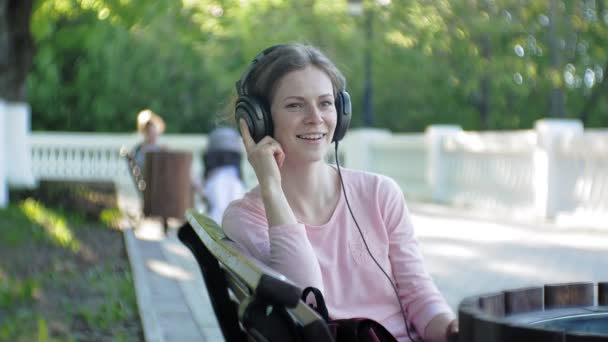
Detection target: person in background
<box><xmin>198</xmin><ymin>127</ymin><xmax>246</xmax><ymax>224</ymax></box>
<box><xmin>133</xmin><ymin>109</ymin><xmax>165</xmax><ymax>171</ymax></box>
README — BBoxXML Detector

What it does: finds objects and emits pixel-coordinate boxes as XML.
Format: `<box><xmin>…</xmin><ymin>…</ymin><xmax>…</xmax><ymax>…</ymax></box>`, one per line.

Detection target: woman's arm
<box><xmin>223</xmin><ymin>200</ymin><xmax>324</xmax><ymax>290</ymax></box>
<box><xmin>379</xmin><ymin>177</ymin><xmax>456</xmax><ymax>341</ymax></box>
<box><xmin>220</xmin><ymin>121</ymin><xmax>324</xmax><ymax>289</ymax></box>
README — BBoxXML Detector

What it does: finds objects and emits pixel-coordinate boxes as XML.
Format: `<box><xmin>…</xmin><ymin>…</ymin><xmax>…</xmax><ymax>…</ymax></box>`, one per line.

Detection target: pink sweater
<box><xmin>222</xmin><ymin>168</ymin><xmax>454</xmax><ymax>341</ymax></box>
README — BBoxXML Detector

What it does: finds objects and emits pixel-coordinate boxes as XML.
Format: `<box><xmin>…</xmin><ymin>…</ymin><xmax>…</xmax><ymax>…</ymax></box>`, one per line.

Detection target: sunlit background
<box><xmin>18</xmin><ymin>0</ymin><xmax>608</xmax><ymax>133</ymax></box>
<box><xmin>1</xmin><ymin>0</ymin><xmax>608</xmax><ymax>341</ymax></box>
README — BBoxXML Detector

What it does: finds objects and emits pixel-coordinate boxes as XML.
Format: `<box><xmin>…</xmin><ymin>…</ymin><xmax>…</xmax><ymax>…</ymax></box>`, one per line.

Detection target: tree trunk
<box><xmin>477</xmin><ymin>35</ymin><xmax>491</xmax><ymax>130</ymax></box>
<box><xmin>548</xmin><ymin>0</ymin><xmax>565</xmax><ymax>118</ymax></box>
<box><xmin>0</xmin><ymin>0</ymin><xmax>35</xmax><ymax>102</ymax></box>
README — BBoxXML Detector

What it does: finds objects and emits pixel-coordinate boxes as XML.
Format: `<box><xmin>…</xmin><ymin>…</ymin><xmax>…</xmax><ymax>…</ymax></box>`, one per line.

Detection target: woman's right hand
<box><xmin>239</xmin><ymin>119</ymin><xmax>285</xmax><ymax>188</ymax></box>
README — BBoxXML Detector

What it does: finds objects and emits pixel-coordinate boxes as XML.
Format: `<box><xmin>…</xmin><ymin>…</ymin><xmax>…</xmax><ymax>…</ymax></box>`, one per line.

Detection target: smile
<box><xmin>296</xmin><ymin>133</ymin><xmax>326</xmax><ymax>140</ymax></box>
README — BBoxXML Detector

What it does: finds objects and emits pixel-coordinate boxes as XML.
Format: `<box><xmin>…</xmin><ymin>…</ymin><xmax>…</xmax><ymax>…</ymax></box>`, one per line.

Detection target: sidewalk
<box><xmin>119</xmin><ymin>184</ymin><xmax>608</xmax><ymax>341</ymax></box>
<box><xmin>124</xmin><ymin>220</ymin><xmax>222</xmax><ymax>342</ymax></box>
<box><xmin>407</xmin><ymin>201</ymin><xmax>608</xmax><ymax>309</ymax></box>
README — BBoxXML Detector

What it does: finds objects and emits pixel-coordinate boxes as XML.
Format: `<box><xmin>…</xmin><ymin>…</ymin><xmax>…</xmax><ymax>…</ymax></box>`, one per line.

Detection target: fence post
<box><xmin>534</xmin><ymin>119</ymin><xmax>583</xmax><ymax>219</ymax></box>
<box><xmin>6</xmin><ymin>102</ymin><xmax>35</xmax><ymax>188</ymax></box>
<box><xmin>425</xmin><ymin>125</ymin><xmax>462</xmax><ymax>203</ymax></box>
<box><xmin>341</xmin><ymin>128</ymin><xmax>391</xmax><ymax>171</ymax></box>
<box><xmin>0</xmin><ymin>100</ymin><xmax>7</xmax><ymax>208</ymax></box>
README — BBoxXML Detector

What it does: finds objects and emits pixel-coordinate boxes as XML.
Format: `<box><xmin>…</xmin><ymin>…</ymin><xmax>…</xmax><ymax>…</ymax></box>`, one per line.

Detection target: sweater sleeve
<box><xmin>379</xmin><ymin>177</ymin><xmax>454</xmax><ymax>338</ymax></box>
<box><xmin>221</xmin><ymin>193</ymin><xmax>324</xmax><ymax>291</ymax></box>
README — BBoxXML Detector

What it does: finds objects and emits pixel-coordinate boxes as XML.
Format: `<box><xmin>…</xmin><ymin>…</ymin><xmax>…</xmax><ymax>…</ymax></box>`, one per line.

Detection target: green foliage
<box><xmin>0</xmin><ymin>275</ymin><xmax>41</xmax><ymax>307</ymax></box>
<box><xmin>77</xmin><ymin>265</ymin><xmax>137</xmax><ymax>331</ymax></box>
<box><xmin>0</xmin><ymin>200</ymin><xmax>140</xmax><ymax>341</ymax></box>
<box><xmin>0</xmin><ymin>202</ymin><xmax>47</xmax><ymax>246</ymax></box>
<box><xmin>26</xmin><ymin>0</ymin><xmax>608</xmax><ymax>131</ymax></box>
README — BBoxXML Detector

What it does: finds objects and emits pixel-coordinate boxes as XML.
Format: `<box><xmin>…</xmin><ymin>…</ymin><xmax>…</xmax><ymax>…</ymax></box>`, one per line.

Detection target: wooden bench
<box><xmin>178</xmin><ymin>210</ymin><xmax>333</xmax><ymax>342</ymax></box>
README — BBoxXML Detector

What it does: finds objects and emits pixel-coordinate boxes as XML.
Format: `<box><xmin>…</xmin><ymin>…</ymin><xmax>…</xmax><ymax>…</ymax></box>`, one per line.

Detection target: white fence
<box><xmin>339</xmin><ymin>119</ymin><xmax>608</xmax><ymax>225</ymax></box>
<box><xmin>24</xmin><ymin>119</ymin><xmax>608</xmax><ymax>225</ymax></box>
<box><xmin>30</xmin><ymin>133</ymin><xmax>209</xmax><ymax>186</ymax></box>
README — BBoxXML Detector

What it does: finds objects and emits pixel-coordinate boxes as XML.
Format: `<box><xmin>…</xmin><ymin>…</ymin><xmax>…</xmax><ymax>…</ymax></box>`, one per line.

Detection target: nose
<box><xmin>305</xmin><ymin>104</ymin><xmax>324</xmax><ymax>124</ymax></box>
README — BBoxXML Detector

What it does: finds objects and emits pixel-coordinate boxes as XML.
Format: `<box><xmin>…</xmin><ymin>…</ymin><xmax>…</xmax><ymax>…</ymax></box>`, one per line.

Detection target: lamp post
<box><xmin>348</xmin><ymin>0</ymin><xmax>376</xmax><ymax>127</ymax></box>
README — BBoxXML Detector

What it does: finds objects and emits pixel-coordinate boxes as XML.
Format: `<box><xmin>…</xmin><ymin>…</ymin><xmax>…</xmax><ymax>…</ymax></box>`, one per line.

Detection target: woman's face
<box><xmin>270</xmin><ymin>65</ymin><xmax>337</xmax><ymax>164</ymax></box>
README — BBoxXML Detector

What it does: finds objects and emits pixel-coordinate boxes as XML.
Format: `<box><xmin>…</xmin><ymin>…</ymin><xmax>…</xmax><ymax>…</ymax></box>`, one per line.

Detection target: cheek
<box><xmin>270</xmin><ymin>112</ymin><xmax>291</xmax><ymax>141</ymax></box>
<box><xmin>326</xmin><ymin>112</ymin><xmax>338</xmax><ymax>128</ymax></box>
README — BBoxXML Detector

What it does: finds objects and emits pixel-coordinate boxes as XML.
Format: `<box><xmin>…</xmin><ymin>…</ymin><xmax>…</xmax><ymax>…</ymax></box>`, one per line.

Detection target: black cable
<box><xmin>334</xmin><ymin>142</ymin><xmax>415</xmax><ymax>342</ymax></box>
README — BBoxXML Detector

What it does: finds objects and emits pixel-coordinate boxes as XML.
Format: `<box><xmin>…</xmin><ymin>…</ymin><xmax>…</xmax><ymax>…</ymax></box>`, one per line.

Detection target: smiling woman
<box><xmin>222</xmin><ymin>43</ymin><xmax>457</xmax><ymax>342</ymax></box>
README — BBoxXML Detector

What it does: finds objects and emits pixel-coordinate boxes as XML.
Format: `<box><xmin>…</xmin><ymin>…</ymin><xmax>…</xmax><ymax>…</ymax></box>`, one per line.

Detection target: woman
<box><xmin>222</xmin><ymin>43</ymin><xmax>457</xmax><ymax>342</ymax></box>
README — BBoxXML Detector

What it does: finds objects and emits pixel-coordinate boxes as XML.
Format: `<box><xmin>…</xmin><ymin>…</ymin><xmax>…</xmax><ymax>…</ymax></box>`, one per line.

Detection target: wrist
<box><xmin>424</xmin><ymin>313</ymin><xmax>456</xmax><ymax>342</ymax></box>
<box><xmin>260</xmin><ymin>178</ymin><xmax>282</xmax><ymax>198</ymax></box>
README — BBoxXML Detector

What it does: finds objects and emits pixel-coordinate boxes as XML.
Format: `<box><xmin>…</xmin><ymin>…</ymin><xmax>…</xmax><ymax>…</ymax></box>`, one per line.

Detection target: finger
<box><xmin>239</xmin><ymin>119</ymin><xmax>255</xmax><ymax>151</ymax></box>
<box><xmin>448</xmin><ymin>319</ymin><xmax>459</xmax><ymax>334</ymax></box>
<box><xmin>257</xmin><ymin>135</ymin><xmax>278</xmax><ymax>146</ymax></box>
<box><xmin>257</xmin><ymin>137</ymin><xmax>284</xmax><ymax>168</ymax></box>
<box><xmin>274</xmin><ymin>148</ymin><xmax>285</xmax><ymax>168</ymax></box>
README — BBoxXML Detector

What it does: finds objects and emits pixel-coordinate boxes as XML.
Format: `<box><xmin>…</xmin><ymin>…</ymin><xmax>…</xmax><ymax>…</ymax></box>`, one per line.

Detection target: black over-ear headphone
<box><xmin>234</xmin><ymin>44</ymin><xmax>352</xmax><ymax>143</ymax></box>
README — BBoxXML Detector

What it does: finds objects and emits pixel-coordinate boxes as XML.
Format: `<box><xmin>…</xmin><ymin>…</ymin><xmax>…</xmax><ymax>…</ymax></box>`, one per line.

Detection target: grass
<box><xmin>0</xmin><ymin>185</ymin><xmax>142</xmax><ymax>341</ymax></box>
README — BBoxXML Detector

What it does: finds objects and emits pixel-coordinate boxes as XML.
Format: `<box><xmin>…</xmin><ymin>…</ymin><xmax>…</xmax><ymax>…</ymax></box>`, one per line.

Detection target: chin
<box><xmin>290</xmin><ymin>150</ymin><xmax>328</xmax><ymax>165</ymax></box>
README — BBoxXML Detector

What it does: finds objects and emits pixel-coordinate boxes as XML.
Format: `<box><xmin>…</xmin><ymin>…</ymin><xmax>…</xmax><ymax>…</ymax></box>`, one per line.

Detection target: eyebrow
<box><xmin>281</xmin><ymin>93</ymin><xmax>334</xmax><ymax>102</ymax></box>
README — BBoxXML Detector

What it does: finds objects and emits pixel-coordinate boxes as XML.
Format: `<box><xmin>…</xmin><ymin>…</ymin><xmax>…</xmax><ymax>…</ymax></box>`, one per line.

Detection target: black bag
<box><xmin>301</xmin><ymin>287</ymin><xmax>398</xmax><ymax>342</ymax></box>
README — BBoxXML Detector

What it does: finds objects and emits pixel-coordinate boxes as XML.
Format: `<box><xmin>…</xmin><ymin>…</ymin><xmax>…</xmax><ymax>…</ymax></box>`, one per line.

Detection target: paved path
<box><xmin>118</xmin><ymin>184</ymin><xmax>608</xmax><ymax>341</ymax></box>
<box><xmin>407</xmin><ymin>202</ymin><xmax>608</xmax><ymax>309</ymax></box>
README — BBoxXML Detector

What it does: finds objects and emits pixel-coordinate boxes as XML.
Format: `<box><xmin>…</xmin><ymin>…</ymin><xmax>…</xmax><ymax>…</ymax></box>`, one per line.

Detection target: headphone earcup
<box><xmin>235</xmin><ymin>95</ymin><xmax>273</xmax><ymax>143</ymax></box>
<box><xmin>333</xmin><ymin>90</ymin><xmax>352</xmax><ymax>142</ymax></box>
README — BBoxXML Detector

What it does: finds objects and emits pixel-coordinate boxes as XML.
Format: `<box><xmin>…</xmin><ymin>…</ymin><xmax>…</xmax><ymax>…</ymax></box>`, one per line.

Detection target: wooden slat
<box><xmin>598</xmin><ymin>282</ymin><xmax>608</xmax><ymax>306</ymax></box>
<box><xmin>505</xmin><ymin>286</ymin><xmax>544</xmax><ymax>315</ymax></box>
<box><xmin>479</xmin><ymin>292</ymin><xmax>506</xmax><ymax>317</ymax></box>
<box><xmin>545</xmin><ymin>282</ymin><xmax>594</xmax><ymax>309</ymax></box>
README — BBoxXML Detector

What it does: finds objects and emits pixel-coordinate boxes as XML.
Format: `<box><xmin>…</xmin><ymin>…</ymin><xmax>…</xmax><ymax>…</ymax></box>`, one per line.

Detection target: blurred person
<box><xmin>222</xmin><ymin>43</ymin><xmax>458</xmax><ymax>342</ymax></box>
<box><xmin>195</xmin><ymin>127</ymin><xmax>246</xmax><ymax>224</ymax></box>
<box><xmin>133</xmin><ymin>109</ymin><xmax>166</xmax><ymax>170</ymax></box>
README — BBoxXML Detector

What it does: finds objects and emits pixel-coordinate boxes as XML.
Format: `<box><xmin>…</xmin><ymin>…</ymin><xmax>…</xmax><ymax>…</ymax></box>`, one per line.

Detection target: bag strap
<box><xmin>301</xmin><ymin>286</ymin><xmax>330</xmax><ymax>322</ymax></box>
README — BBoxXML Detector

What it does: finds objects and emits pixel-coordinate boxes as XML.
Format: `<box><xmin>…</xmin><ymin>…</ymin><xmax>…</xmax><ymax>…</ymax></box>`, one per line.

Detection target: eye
<box><xmin>286</xmin><ymin>102</ymin><xmax>303</xmax><ymax>109</ymax></box>
<box><xmin>321</xmin><ymin>100</ymin><xmax>334</xmax><ymax>107</ymax></box>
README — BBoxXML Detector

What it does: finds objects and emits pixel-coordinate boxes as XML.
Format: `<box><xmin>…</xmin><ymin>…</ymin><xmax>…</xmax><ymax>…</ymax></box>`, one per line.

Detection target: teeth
<box><xmin>298</xmin><ymin>133</ymin><xmax>325</xmax><ymax>140</ymax></box>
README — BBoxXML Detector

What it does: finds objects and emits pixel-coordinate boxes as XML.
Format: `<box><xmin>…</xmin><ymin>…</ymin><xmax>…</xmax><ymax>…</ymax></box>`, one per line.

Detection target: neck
<box><xmin>280</xmin><ymin>160</ymin><xmax>339</xmax><ymax>224</ymax></box>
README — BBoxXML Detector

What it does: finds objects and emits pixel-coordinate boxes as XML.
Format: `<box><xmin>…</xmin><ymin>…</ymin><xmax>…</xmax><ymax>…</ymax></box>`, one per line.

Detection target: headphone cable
<box><xmin>334</xmin><ymin>142</ymin><xmax>415</xmax><ymax>341</ymax></box>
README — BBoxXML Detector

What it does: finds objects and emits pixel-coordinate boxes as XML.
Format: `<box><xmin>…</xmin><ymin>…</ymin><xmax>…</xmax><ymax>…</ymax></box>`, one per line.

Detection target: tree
<box><xmin>21</xmin><ymin>0</ymin><xmax>608</xmax><ymax>132</ymax></box>
<box><xmin>0</xmin><ymin>0</ymin><xmax>34</xmax><ymax>101</ymax></box>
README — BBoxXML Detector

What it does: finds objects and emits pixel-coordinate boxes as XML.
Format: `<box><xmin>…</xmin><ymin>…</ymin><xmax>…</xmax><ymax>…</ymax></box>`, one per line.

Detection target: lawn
<box><xmin>0</xmin><ymin>182</ymin><xmax>142</xmax><ymax>341</ymax></box>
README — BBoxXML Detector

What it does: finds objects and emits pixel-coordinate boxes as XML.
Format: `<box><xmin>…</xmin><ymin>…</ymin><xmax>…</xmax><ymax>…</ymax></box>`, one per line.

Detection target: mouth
<box><xmin>296</xmin><ymin>133</ymin><xmax>327</xmax><ymax>141</ymax></box>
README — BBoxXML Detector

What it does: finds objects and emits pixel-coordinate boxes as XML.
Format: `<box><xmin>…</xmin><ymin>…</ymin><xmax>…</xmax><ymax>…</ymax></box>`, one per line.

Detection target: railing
<box><xmin>441</xmin><ymin>130</ymin><xmax>538</xmax><ymax>217</ymax></box>
<box><xmin>337</xmin><ymin>120</ymin><xmax>608</xmax><ymax>225</ymax></box>
<box><xmin>557</xmin><ymin>131</ymin><xmax>608</xmax><ymax>218</ymax></box>
<box><xmin>30</xmin><ymin>133</ymin><xmax>209</xmax><ymax>187</ymax></box>
<box><xmin>368</xmin><ymin>134</ymin><xmax>429</xmax><ymax>199</ymax></box>
<box><xmin>28</xmin><ymin>119</ymin><xmax>608</xmax><ymax>225</ymax></box>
